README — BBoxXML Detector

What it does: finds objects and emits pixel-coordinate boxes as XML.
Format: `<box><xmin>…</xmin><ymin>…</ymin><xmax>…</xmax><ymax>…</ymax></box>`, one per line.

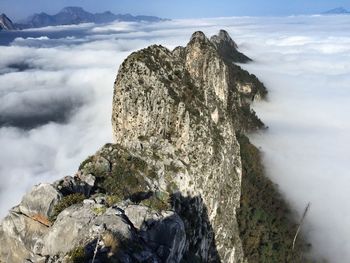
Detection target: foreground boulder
<box><xmin>0</xmin><ymin>174</ymin><xmax>186</xmax><ymax>263</ymax></box>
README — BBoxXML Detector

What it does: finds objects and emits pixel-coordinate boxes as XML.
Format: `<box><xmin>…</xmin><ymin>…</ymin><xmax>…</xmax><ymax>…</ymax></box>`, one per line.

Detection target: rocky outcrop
<box><xmin>0</xmin><ymin>13</ymin><xmax>15</xmax><ymax>30</ymax></box>
<box><xmin>210</xmin><ymin>30</ymin><xmax>252</xmax><ymax>63</ymax></box>
<box><xmin>0</xmin><ymin>30</ymin><xmax>271</xmax><ymax>263</ymax></box>
<box><xmin>0</xmin><ymin>150</ymin><xmax>187</xmax><ymax>263</ymax></box>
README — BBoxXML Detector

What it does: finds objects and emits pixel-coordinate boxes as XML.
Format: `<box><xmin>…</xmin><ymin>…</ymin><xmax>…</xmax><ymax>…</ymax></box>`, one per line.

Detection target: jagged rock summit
<box><xmin>210</xmin><ymin>30</ymin><xmax>251</xmax><ymax>63</ymax></box>
<box><xmin>0</xmin><ymin>30</ymin><xmax>267</xmax><ymax>263</ymax></box>
<box><xmin>0</xmin><ymin>13</ymin><xmax>15</xmax><ymax>30</ymax></box>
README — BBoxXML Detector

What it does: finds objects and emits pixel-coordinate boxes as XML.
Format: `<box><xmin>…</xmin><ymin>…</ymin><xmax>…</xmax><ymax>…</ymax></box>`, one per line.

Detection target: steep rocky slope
<box><xmin>0</xmin><ymin>30</ymin><xmax>309</xmax><ymax>263</ymax></box>
<box><xmin>0</xmin><ymin>13</ymin><xmax>15</xmax><ymax>30</ymax></box>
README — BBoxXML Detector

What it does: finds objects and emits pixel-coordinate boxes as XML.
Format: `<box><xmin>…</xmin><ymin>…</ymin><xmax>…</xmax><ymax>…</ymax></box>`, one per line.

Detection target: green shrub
<box><xmin>237</xmin><ymin>134</ymin><xmax>310</xmax><ymax>262</ymax></box>
<box><xmin>166</xmin><ymin>181</ymin><xmax>179</xmax><ymax>194</ymax></box>
<box><xmin>92</xmin><ymin>206</ymin><xmax>107</xmax><ymax>215</ymax></box>
<box><xmin>78</xmin><ymin>156</ymin><xmax>93</xmax><ymax>170</ymax></box>
<box><xmin>174</xmin><ymin>70</ymin><xmax>182</xmax><ymax>78</ymax></box>
<box><xmin>67</xmin><ymin>246</ymin><xmax>86</xmax><ymax>263</ymax></box>
<box><xmin>106</xmin><ymin>195</ymin><xmax>123</xmax><ymax>207</ymax></box>
<box><xmin>141</xmin><ymin>191</ymin><xmax>170</xmax><ymax>212</ymax></box>
<box><xmin>91</xmin><ymin>151</ymin><xmax>153</xmax><ymax>201</ymax></box>
<box><xmin>50</xmin><ymin>193</ymin><xmax>85</xmax><ymax>221</ymax></box>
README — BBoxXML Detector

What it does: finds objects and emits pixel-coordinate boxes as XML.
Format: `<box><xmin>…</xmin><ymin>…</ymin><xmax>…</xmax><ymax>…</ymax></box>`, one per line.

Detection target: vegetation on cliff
<box><xmin>237</xmin><ymin>134</ymin><xmax>312</xmax><ymax>262</ymax></box>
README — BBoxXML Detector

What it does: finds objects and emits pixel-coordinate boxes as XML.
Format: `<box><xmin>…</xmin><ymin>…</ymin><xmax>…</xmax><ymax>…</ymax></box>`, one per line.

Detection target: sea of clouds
<box><xmin>0</xmin><ymin>14</ymin><xmax>350</xmax><ymax>262</ymax></box>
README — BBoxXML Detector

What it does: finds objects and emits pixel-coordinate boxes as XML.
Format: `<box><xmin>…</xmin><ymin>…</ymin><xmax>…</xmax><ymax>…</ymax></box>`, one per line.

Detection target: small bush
<box><xmin>78</xmin><ymin>156</ymin><xmax>93</xmax><ymax>170</ymax></box>
<box><xmin>174</xmin><ymin>70</ymin><xmax>182</xmax><ymax>78</ymax></box>
<box><xmin>50</xmin><ymin>193</ymin><xmax>85</xmax><ymax>221</ymax></box>
<box><xmin>103</xmin><ymin>232</ymin><xmax>120</xmax><ymax>253</ymax></box>
<box><xmin>141</xmin><ymin>192</ymin><xmax>170</xmax><ymax>212</ymax></box>
<box><xmin>166</xmin><ymin>163</ymin><xmax>182</xmax><ymax>174</ymax></box>
<box><xmin>166</xmin><ymin>181</ymin><xmax>179</xmax><ymax>194</ymax></box>
<box><xmin>92</xmin><ymin>206</ymin><xmax>107</xmax><ymax>215</ymax></box>
<box><xmin>95</xmin><ymin>154</ymin><xmax>150</xmax><ymax>201</ymax></box>
<box><xmin>106</xmin><ymin>195</ymin><xmax>122</xmax><ymax>207</ymax></box>
<box><xmin>67</xmin><ymin>246</ymin><xmax>86</xmax><ymax>263</ymax></box>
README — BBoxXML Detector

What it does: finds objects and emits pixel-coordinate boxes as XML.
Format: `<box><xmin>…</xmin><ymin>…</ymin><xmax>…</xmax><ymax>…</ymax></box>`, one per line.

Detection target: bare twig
<box><xmin>92</xmin><ymin>234</ymin><xmax>101</xmax><ymax>263</ymax></box>
<box><xmin>292</xmin><ymin>202</ymin><xmax>311</xmax><ymax>250</ymax></box>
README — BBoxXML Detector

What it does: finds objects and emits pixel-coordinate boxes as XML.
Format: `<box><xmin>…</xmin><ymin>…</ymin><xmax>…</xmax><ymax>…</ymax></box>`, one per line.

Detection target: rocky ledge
<box><xmin>0</xmin><ymin>30</ymin><xmax>309</xmax><ymax>263</ymax></box>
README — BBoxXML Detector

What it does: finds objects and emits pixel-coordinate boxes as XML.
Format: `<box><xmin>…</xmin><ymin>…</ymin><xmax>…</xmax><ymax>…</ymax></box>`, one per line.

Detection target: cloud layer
<box><xmin>237</xmin><ymin>16</ymin><xmax>350</xmax><ymax>263</ymax></box>
<box><xmin>1</xmin><ymin>15</ymin><xmax>350</xmax><ymax>262</ymax></box>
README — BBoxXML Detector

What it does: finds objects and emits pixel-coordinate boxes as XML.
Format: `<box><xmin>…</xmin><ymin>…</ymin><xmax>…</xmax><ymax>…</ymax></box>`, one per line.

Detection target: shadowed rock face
<box><xmin>210</xmin><ymin>30</ymin><xmax>252</xmax><ymax>63</ymax></box>
<box><xmin>0</xmin><ymin>13</ymin><xmax>15</xmax><ymax>30</ymax></box>
<box><xmin>0</xmin><ymin>30</ymin><xmax>268</xmax><ymax>263</ymax></box>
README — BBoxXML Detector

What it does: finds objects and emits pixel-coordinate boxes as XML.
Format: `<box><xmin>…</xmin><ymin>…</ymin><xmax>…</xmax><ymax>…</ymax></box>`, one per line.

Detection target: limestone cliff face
<box><xmin>0</xmin><ymin>30</ymin><xmax>267</xmax><ymax>263</ymax></box>
<box><xmin>111</xmin><ymin>30</ymin><xmax>266</xmax><ymax>262</ymax></box>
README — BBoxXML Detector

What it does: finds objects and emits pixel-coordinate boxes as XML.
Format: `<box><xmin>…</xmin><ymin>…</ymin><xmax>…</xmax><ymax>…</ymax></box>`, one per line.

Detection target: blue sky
<box><xmin>1</xmin><ymin>0</ymin><xmax>350</xmax><ymax>20</ymax></box>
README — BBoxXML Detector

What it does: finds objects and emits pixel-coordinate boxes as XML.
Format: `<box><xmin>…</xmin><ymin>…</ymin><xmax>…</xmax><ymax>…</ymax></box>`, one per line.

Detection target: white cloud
<box><xmin>236</xmin><ymin>16</ymin><xmax>350</xmax><ymax>262</ymax></box>
<box><xmin>1</xmin><ymin>16</ymin><xmax>350</xmax><ymax>262</ymax></box>
<box><xmin>23</xmin><ymin>22</ymin><xmax>95</xmax><ymax>32</ymax></box>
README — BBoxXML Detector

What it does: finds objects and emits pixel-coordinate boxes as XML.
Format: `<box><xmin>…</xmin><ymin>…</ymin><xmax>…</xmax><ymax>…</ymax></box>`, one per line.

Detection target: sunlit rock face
<box><xmin>112</xmin><ymin>30</ymin><xmax>266</xmax><ymax>262</ymax></box>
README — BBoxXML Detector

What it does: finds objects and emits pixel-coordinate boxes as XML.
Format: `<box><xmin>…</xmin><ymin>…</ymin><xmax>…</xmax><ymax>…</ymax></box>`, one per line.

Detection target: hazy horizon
<box><xmin>1</xmin><ymin>0</ymin><xmax>350</xmax><ymax>20</ymax></box>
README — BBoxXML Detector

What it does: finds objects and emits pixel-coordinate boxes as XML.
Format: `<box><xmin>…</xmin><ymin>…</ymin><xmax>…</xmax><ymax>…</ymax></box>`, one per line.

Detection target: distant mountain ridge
<box><xmin>1</xmin><ymin>6</ymin><xmax>167</xmax><ymax>30</ymax></box>
<box><xmin>323</xmin><ymin>7</ymin><xmax>350</xmax><ymax>14</ymax></box>
<box><xmin>17</xmin><ymin>6</ymin><xmax>167</xmax><ymax>28</ymax></box>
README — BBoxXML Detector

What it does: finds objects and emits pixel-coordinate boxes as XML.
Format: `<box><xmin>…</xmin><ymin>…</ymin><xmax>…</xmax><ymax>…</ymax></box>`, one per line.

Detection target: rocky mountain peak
<box><xmin>186</xmin><ymin>31</ymin><xmax>214</xmax><ymax>55</ymax></box>
<box><xmin>55</xmin><ymin>6</ymin><xmax>94</xmax><ymax>24</ymax></box>
<box><xmin>0</xmin><ymin>13</ymin><xmax>15</xmax><ymax>30</ymax></box>
<box><xmin>211</xmin><ymin>29</ymin><xmax>238</xmax><ymax>49</ymax></box>
<box><xmin>0</xmin><ymin>30</ymin><xmax>300</xmax><ymax>263</ymax></box>
<box><xmin>189</xmin><ymin>31</ymin><xmax>209</xmax><ymax>43</ymax></box>
<box><xmin>111</xmin><ymin>30</ymin><xmax>267</xmax><ymax>262</ymax></box>
<box><xmin>210</xmin><ymin>29</ymin><xmax>251</xmax><ymax>63</ymax></box>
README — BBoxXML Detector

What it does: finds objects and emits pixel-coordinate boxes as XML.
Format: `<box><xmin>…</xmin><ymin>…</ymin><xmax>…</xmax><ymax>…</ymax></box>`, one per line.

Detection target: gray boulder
<box><xmin>42</xmin><ymin>203</ymin><xmax>98</xmax><ymax>255</ymax></box>
<box><xmin>19</xmin><ymin>183</ymin><xmax>62</xmax><ymax>219</ymax></box>
<box><xmin>0</xmin><ymin>207</ymin><xmax>49</xmax><ymax>263</ymax></box>
<box><xmin>53</xmin><ymin>174</ymin><xmax>95</xmax><ymax>197</ymax></box>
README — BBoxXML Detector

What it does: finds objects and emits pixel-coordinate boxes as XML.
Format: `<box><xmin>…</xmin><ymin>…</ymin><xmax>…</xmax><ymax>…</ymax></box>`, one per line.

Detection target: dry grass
<box><xmin>102</xmin><ymin>232</ymin><xmax>120</xmax><ymax>253</ymax></box>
